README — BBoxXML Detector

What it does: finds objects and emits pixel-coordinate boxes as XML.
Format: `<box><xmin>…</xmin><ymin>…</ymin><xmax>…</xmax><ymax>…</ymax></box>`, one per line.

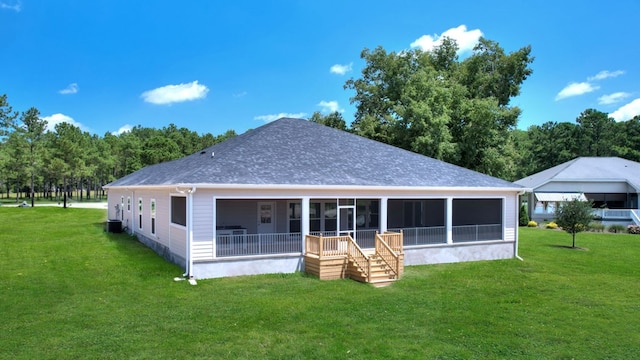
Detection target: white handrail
<box><xmin>631</xmin><ymin>210</ymin><xmax>640</xmax><ymax>226</ymax></box>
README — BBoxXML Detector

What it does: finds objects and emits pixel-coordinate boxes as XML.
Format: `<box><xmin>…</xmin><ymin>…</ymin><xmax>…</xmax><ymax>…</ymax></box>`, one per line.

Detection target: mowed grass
<box><xmin>1</xmin><ymin>207</ymin><xmax>639</xmax><ymax>359</ymax></box>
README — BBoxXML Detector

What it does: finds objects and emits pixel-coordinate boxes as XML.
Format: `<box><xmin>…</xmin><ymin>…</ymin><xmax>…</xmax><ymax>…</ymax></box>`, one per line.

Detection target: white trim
<box><xmin>138</xmin><ymin>197</ymin><xmax>143</xmax><ymax>231</ymax></box>
<box><xmin>150</xmin><ymin>198</ymin><xmax>156</xmax><ymax>237</ymax></box>
<box><xmin>212</xmin><ymin>196</ymin><xmax>217</xmax><ymax>259</ymax></box>
<box><xmin>105</xmin><ymin>183</ymin><xmax>525</xmax><ymax>193</ymax></box>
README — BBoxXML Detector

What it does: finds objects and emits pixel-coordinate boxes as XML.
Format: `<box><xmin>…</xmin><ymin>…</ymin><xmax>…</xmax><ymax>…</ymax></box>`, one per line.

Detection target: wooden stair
<box><xmin>347</xmin><ymin>254</ymin><xmax>398</xmax><ymax>288</ymax></box>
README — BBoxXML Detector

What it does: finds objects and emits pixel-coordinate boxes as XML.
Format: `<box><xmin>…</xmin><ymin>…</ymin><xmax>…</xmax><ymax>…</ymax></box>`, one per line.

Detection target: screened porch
<box><xmin>212</xmin><ymin>197</ymin><xmax>504</xmax><ymax>258</ymax></box>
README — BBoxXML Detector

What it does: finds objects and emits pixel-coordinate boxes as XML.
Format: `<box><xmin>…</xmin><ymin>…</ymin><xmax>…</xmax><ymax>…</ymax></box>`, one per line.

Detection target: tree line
<box><xmin>0</xmin><ymin>94</ymin><xmax>235</xmax><ymax>204</ymax></box>
<box><xmin>3</xmin><ymin>36</ymin><xmax>640</xmax><ymax>204</ymax></box>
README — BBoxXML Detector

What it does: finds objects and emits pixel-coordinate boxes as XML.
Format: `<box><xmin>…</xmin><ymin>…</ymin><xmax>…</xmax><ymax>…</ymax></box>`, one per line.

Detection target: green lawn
<box><xmin>1</xmin><ymin>207</ymin><xmax>639</xmax><ymax>359</ymax></box>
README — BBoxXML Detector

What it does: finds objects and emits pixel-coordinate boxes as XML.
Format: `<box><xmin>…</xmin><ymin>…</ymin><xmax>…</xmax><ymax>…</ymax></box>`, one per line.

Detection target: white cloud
<box><xmin>141</xmin><ymin>80</ymin><xmax>209</xmax><ymax>105</ymax></box>
<box><xmin>112</xmin><ymin>124</ymin><xmax>133</xmax><ymax>135</ymax></box>
<box><xmin>254</xmin><ymin>112</ymin><xmax>307</xmax><ymax>123</ymax></box>
<box><xmin>0</xmin><ymin>1</ymin><xmax>21</xmax><ymax>12</ymax></box>
<box><xmin>58</xmin><ymin>83</ymin><xmax>79</xmax><ymax>95</ymax></box>
<box><xmin>555</xmin><ymin>82</ymin><xmax>600</xmax><ymax>101</ymax></box>
<box><xmin>233</xmin><ymin>91</ymin><xmax>248</xmax><ymax>98</ymax></box>
<box><xmin>330</xmin><ymin>63</ymin><xmax>353</xmax><ymax>75</ymax></box>
<box><xmin>317</xmin><ymin>100</ymin><xmax>343</xmax><ymax>113</ymax></box>
<box><xmin>41</xmin><ymin>113</ymin><xmax>87</xmax><ymax>132</ymax></box>
<box><xmin>598</xmin><ymin>92</ymin><xmax>630</xmax><ymax>105</ymax></box>
<box><xmin>588</xmin><ymin>70</ymin><xmax>625</xmax><ymax>81</ymax></box>
<box><xmin>410</xmin><ymin>25</ymin><xmax>483</xmax><ymax>54</ymax></box>
<box><xmin>610</xmin><ymin>98</ymin><xmax>640</xmax><ymax>122</ymax></box>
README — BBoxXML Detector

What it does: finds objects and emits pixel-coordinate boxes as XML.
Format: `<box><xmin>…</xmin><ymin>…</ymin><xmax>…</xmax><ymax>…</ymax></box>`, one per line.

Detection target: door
<box><xmin>337</xmin><ymin>199</ymin><xmax>356</xmax><ymax>238</ymax></box>
<box><xmin>257</xmin><ymin>202</ymin><xmax>275</xmax><ymax>234</ymax></box>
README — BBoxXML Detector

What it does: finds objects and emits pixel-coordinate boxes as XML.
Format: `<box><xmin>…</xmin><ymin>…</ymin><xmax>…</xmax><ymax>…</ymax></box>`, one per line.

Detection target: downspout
<box><xmin>515</xmin><ymin>190</ymin><xmax>526</xmax><ymax>261</ymax></box>
<box><xmin>179</xmin><ymin>186</ymin><xmax>197</xmax><ymax>283</ymax></box>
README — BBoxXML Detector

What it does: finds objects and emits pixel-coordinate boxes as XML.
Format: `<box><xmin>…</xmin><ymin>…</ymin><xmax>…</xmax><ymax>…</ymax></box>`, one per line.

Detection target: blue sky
<box><xmin>2</xmin><ymin>0</ymin><xmax>639</xmax><ymax>137</ymax></box>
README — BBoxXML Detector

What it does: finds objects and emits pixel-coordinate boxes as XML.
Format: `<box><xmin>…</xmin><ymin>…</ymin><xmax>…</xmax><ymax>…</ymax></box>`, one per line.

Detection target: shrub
<box><xmin>588</xmin><ymin>222</ymin><xmax>605</xmax><ymax>232</ymax></box>
<box><xmin>546</xmin><ymin>221</ymin><xmax>558</xmax><ymax>229</ymax></box>
<box><xmin>628</xmin><ymin>225</ymin><xmax>640</xmax><ymax>235</ymax></box>
<box><xmin>527</xmin><ymin>220</ymin><xmax>538</xmax><ymax>227</ymax></box>
<box><xmin>519</xmin><ymin>204</ymin><xmax>530</xmax><ymax>226</ymax></box>
<box><xmin>607</xmin><ymin>224</ymin><xmax>626</xmax><ymax>233</ymax></box>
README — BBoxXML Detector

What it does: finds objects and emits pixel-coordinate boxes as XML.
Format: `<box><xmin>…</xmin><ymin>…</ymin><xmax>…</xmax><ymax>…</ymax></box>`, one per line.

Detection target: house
<box><xmin>515</xmin><ymin>157</ymin><xmax>640</xmax><ymax>224</ymax></box>
<box><xmin>104</xmin><ymin>118</ymin><xmax>525</xmax><ymax>281</ymax></box>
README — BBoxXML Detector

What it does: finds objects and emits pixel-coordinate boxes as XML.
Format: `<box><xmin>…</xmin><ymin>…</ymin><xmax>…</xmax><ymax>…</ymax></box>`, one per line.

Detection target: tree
<box><xmin>50</xmin><ymin>122</ymin><xmax>86</xmax><ymax>207</ymax></box>
<box><xmin>555</xmin><ymin>199</ymin><xmax>594</xmax><ymax>248</ymax></box>
<box><xmin>519</xmin><ymin>204</ymin><xmax>530</xmax><ymax>226</ymax></box>
<box><xmin>612</xmin><ymin>115</ymin><xmax>640</xmax><ymax>162</ymax></box>
<box><xmin>308</xmin><ymin>111</ymin><xmax>348</xmax><ymax>131</ymax></box>
<box><xmin>345</xmin><ymin>37</ymin><xmax>534</xmax><ymax>179</ymax></box>
<box><xmin>526</xmin><ymin>121</ymin><xmax>580</xmax><ymax>174</ymax></box>
<box><xmin>575</xmin><ymin>109</ymin><xmax>615</xmax><ymax>157</ymax></box>
<box><xmin>18</xmin><ymin>107</ymin><xmax>47</xmax><ymax>206</ymax></box>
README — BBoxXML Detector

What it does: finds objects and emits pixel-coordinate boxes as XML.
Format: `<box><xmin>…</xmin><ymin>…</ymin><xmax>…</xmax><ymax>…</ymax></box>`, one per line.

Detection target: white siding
<box><xmin>192</xmin><ymin>194</ymin><xmax>213</xmax><ymax>242</ymax></box>
<box><xmin>504</xmin><ymin>193</ymin><xmax>516</xmax><ymax>242</ymax></box>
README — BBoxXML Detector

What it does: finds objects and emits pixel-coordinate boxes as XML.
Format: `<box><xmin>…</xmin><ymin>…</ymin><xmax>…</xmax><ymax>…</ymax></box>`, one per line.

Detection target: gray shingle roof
<box><xmin>106</xmin><ymin>118</ymin><xmax>521</xmax><ymax>189</ymax></box>
<box><xmin>515</xmin><ymin>157</ymin><xmax>640</xmax><ymax>190</ymax></box>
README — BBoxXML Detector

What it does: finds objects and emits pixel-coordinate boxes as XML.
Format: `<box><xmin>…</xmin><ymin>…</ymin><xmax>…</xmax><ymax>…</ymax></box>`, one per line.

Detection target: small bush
<box><xmin>588</xmin><ymin>222</ymin><xmax>605</xmax><ymax>232</ymax></box>
<box><xmin>519</xmin><ymin>205</ymin><xmax>530</xmax><ymax>226</ymax></box>
<box><xmin>628</xmin><ymin>225</ymin><xmax>640</xmax><ymax>235</ymax></box>
<box><xmin>546</xmin><ymin>221</ymin><xmax>558</xmax><ymax>229</ymax></box>
<box><xmin>527</xmin><ymin>220</ymin><xmax>538</xmax><ymax>227</ymax></box>
<box><xmin>608</xmin><ymin>224</ymin><xmax>626</xmax><ymax>233</ymax></box>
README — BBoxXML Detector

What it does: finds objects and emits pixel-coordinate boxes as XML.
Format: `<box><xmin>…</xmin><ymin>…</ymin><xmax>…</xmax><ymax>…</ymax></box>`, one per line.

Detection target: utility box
<box><xmin>106</xmin><ymin>219</ymin><xmax>122</xmax><ymax>233</ymax></box>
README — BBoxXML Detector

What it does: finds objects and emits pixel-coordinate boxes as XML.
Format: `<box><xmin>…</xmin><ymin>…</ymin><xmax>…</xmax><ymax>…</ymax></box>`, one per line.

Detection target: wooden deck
<box><xmin>304</xmin><ymin>232</ymin><xmax>403</xmax><ymax>287</ymax></box>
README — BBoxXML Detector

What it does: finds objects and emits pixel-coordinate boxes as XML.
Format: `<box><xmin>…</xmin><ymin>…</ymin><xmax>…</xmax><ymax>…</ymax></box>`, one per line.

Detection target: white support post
<box><xmin>301</xmin><ymin>197</ymin><xmax>310</xmax><ymax>253</ymax></box>
<box><xmin>212</xmin><ymin>197</ymin><xmax>217</xmax><ymax>259</ymax></box>
<box><xmin>446</xmin><ymin>197</ymin><xmax>453</xmax><ymax>244</ymax></box>
<box><xmin>380</xmin><ymin>197</ymin><xmax>388</xmax><ymax>233</ymax></box>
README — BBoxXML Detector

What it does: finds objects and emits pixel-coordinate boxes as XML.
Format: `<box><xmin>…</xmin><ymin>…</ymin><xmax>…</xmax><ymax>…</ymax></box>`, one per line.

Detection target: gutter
<box><xmin>175</xmin><ymin>186</ymin><xmax>197</xmax><ymax>285</ymax></box>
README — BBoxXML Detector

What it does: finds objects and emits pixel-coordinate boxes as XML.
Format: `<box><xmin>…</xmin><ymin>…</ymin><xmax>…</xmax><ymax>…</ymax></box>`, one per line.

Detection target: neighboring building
<box><xmin>515</xmin><ymin>157</ymin><xmax>640</xmax><ymax>223</ymax></box>
<box><xmin>104</xmin><ymin>118</ymin><xmax>525</xmax><ymax>280</ymax></box>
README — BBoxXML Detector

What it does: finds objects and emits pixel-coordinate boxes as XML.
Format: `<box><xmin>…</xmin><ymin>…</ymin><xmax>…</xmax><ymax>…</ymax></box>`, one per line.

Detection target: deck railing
<box><xmin>311</xmin><ymin>230</ymin><xmax>378</xmax><ymax>249</ymax></box>
<box><xmin>378</xmin><ymin>230</ymin><xmax>403</xmax><ymax>253</ymax></box>
<box><xmin>375</xmin><ymin>232</ymin><xmax>400</xmax><ymax>278</ymax></box>
<box><xmin>216</xmin><ymin>232</ymin><xmax>302</xmax><ymax>257</ymax></box>
<box><xmin>592</xmin><ymin>209</ymin><xmax>635</xmax><ymax>220</ymax></box>
<box><xmin>347</xmin><ymin>235</ymin><xmax>370</xmax><ymax>282</ymax></box>
<box><xmin>452</xmin><ymin>224</ymin><xmax>502</xmax><ymax>243</ymax></box>
<box><xmin>388</xmin><ymin>226</ymin><xmax>446</xmax><ymax>245</ymax></box>
<box><xmin>305</xmin><ymin>234</ymin><xmax>350</xmax><ymax>258</ymax></box>
<box><xmin>631</xmin><ymin>210</ymin><xmax>640</xmax><ymax>226</ymax></box>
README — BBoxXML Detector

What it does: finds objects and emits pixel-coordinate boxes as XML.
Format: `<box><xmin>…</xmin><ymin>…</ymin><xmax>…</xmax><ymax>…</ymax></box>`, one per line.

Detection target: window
<box><xmin>171</xmin><ymin>196</ymin><xmax>187</xmax><ymax>226</ymax></box>
<box><xmin>356</xmin><ymin>199</ymin><xmax>379</xmax><ymax>229</ymax></box>
<box><xmin>310</xmin><ymin>202</ymin><xmax>322</xmax><ymax>232</ymax></box>
<box><xmin>127</xmin><ymin>197</ymin><xmax>131</xmax><ymax>212</ymax></box>
<box><xmin>324</xmin><ymin>202</ymin><xmax>336</xmax><ymax>231</ymax></box>
<box><xmin>120</xmin><ymin>196</ymin><xmax>124</xmax><ymax>219</ymax></box>
<box><xmin>150</xmin><ymin>199</ymin><xmax>156</xmax><ymax>235</ymax></box>
<box><xmin>138</xmin><ymin>198</ymin><xmax>143</xmax><ymax>230</ymax></box>
<box><xmin>288</xmin><ymin>202</ymin><xmax>301</xmax><ymax>233</ymax></box>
